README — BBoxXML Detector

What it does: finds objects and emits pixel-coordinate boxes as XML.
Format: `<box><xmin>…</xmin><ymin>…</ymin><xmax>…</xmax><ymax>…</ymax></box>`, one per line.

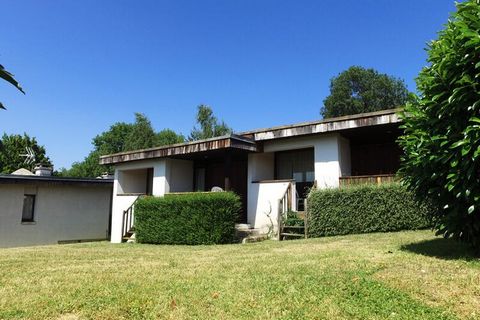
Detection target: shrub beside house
<box><xmin>307</xmin><ymin>183</ymin><xmax>433</xmax><ymax>237</ymax></box>
<box><xmin>135</xmin><ymin>192</ymin><xmax>241</xmax><ymax>245</ymax></box>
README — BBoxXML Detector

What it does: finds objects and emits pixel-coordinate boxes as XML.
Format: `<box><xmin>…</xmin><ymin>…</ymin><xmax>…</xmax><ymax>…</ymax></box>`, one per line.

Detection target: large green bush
<box><xmin>399</xmin><ymin>0</ymin><xmax>480</xmax><ymax>247</ymax></box>
<box><xmin>135</xmin><ymin>192</ymin><xmax>241</xmax><ymax>245</ymax></box>
<box><xmin>307</xmin><ymin>184</ymin><xmax>432</xmax><ymax>237</ymax></box>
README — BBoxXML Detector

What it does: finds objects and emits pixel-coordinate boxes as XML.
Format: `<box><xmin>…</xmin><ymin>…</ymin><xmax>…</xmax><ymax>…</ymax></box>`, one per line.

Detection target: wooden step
<box><xmin>282</xmin><ymin>225</ymin><xmax>305</xmax><ymax>229</ymax></box>
<box><xmin>280</xmin><ymin>233</ymin><xmax>305</xmax><ymax>237</ymax></box>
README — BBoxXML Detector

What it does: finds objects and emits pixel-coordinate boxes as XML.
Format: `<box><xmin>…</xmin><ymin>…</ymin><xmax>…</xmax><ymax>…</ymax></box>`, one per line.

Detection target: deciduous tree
<box><xmin>321</xmin><ymin>66</ymin><xmax>410</xmax><ymax>118</ymax></box>
<box><xmin>64</xmin><ymin>113</ymin><xmax>184</xmax><ymax>178</ymax></box>
<box><xmin>0</xmin><ymin>133</ymin><xmax>51</xmax><ymax>173</ymax></box>
<box><xmin>189</xmin><ymin>105</ymin><xmax>232</xmax><ymax>141</ymax></box>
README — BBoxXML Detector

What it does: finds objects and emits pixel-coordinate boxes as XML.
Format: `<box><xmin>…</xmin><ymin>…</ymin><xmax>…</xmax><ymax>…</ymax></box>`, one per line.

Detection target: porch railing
<box><xmin>277</xmin><ymin>182</ymin><xmax>293</xmax><ymax>240</ymax></box>
<box><xmin>339</xmin><ymin>174</ymin><xmax>397</xmax><ymax>187</ymax></box>
<box><xmin>122</xmin><ymin>197</ymin><xmax>142</xmax><ymax>239</ymax></box>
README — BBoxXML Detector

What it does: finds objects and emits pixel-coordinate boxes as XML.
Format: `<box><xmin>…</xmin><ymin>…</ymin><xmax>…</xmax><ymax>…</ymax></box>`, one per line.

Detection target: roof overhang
<box><xmin>99</xmin><ymin>134</ymin><xmax>258</xmax><ymax>165</ymax></box>
<box><xmin>99</xmin><ymin>109</ymin><xmax>402</xmax><ymax>166</ymax></box>
<box><xmin>240</xmin><ymin>108</ymin><xmax>401</xmax><ymax>141</ymax></box>
<box><xmin>0</xmin><ymin>175</ymin><xmax>113</xmax><ymax>187</ymax></box>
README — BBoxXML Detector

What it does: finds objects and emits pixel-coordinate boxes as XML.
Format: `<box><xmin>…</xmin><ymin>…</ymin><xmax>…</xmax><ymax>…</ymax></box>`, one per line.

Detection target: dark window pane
<box><xmin>22</xmin><ymin>195</ymin><xmax>35</xmax><ymax>222</ymax></box>
<box><xmin>275</xmin><ymin>148</ymin><xmax>314</xmax><ymax>182</ymax></box>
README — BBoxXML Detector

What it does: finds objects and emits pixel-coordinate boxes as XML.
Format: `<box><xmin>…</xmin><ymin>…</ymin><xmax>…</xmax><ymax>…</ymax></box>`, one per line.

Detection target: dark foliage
<box><xmin>135</xmin><ymin>192</ymin><xmax>241</xmax><ymax>245</ymax></box>
<box><xmin>399</xmin><ymin>0</ymin><xmax>480</xmax><ymax>248</ymax></box>
<box><xmin>321</xmin><ymin>66</ymin><xmax>410</xmax><ymax>118</ymax></box>
<box><xmin>307</xmin><ymin>184</ymin><xmax>432</xmax><ymax>237</ymax></box>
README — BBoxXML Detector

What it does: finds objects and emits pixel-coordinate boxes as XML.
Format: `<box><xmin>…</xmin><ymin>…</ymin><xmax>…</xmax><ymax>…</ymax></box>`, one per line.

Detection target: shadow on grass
<box><xmin>401</xmin><ymin>238</ymin><xmax>479</xmax><ymax>261</ymax></box>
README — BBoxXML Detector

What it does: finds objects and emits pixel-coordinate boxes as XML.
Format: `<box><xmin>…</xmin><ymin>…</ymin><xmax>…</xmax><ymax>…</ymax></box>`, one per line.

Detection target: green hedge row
<box><xmin>307</xmin><ymin>183</ymin><xmax>433</xmax><ymax>237</ymax></box>
<box><xmin>135</xmin><ymin>192</ymin><xmax>241</xmax><ymax>245</ymax></box>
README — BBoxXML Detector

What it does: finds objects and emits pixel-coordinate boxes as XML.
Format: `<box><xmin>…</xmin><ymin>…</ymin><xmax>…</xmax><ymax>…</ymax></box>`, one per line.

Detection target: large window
<box><xmin>275</xmin><ymin>148</ymin><xmax>314</xmax><ymax>182</ymax></box>
<box><xmin>22</xmin><ymin>194</ymin><xmax>36</xmax><ymax>222</ymax></box>
<box><xmin>275</xmin><ymin>148</ymin><xmax>315</xmax><ymax>200</ymax></box>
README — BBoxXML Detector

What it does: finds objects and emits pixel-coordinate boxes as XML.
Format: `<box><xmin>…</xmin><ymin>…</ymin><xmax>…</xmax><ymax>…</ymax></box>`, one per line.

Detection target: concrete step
<box><xmin>235</xmin><ymin>223</ymin><xmax>252</xmax><ymax>231</ymax></box>
<box><xmin>242</xmin><ymin>234</ymin><xmax>268</xmax><ymax>244</ymax></box>
<box><xmin>236</xmin><ymin>227</ymin><xmax>263</xmax><ymax>237</ymax></box>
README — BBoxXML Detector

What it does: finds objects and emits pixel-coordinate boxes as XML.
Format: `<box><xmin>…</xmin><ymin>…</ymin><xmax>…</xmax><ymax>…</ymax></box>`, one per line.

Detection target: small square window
<box><xmin>22</xmin><ymin>194</ymin><xmax>36</xmax><ymax>222</ymax></box>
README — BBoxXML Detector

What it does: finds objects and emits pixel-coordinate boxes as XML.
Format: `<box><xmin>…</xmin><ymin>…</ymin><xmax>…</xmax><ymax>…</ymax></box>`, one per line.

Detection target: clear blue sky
<box><xmin>1</xmin><ymin>0</ymin><xmax>456</xmax><ymax>169</ymax></box>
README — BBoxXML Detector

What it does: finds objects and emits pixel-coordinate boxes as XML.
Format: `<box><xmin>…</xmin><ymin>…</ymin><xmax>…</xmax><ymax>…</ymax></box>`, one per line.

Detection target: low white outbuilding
<box><xmin>0</xmin><ymin>173</ymin><xmax>112</xmax><ymax>248</ymax></box>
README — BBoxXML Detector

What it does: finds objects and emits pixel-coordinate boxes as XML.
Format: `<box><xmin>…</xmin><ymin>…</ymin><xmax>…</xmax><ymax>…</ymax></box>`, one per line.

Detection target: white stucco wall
<box><xmin>118</xmin><ymin>169</ymin><xmax>148</xmax><ymax>194</ymax></box>
<box><xmin>0</xmin><ymin>183</ymin><xmax>111</xmax><ymax>248</ymax></box>
<box><xmin>247</xmin><ymin>181</ymin><xmax>290</xmax><ymax>234</ymax></box>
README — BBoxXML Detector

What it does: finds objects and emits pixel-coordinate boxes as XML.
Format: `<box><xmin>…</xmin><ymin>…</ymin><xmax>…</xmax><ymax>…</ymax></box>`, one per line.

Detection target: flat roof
<box><xmin>239</xmin><ymin>108</ymin><xmax>401</xmax><ymax>141</ymax></box>
<box><xmin>99</xmin><ymin>108</ymin><xmax>402</xmax><ymax>165</ymax></box>
<box><xmin>99</xmin><ymin>134</ymin><xmax>257</xmax><ymax>165</ymax></box>
<box><xmin>0</xmin><ymin>174</ymin><xmax>113</xmax><ymax>187</ymax></box>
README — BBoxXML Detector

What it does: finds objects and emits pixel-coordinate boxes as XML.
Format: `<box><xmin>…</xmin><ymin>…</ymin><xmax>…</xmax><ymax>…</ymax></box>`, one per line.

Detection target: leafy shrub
<box><xmin>135</xmin><ymin>192</ymin><xmax>241</xmax><ymax>245</ymax></box>
<box><xmin>283</xmin><ymin>211</ymin><xmax>305</xmax><ymax>226</ymax></box>
<box><xmin>399</xmin><ymin>0</ymin><xmax>480</xmax><ymax>248</ymax></box>
<box><xmin>307</xmin><ymin>183</ymin><xmax>433</xmax><ymax>237</ymax></box>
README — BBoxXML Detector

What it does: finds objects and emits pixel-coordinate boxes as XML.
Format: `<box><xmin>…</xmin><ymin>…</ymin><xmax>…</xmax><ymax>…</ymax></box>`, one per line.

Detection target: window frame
<box><xmin>21</xmin><ymin>194</ymin><xmax>36</xmax><ymax>223</ymax></box>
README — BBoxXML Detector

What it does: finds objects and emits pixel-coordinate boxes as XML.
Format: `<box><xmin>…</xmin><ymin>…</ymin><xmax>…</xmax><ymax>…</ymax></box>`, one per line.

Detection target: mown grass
<box><xmin>0</xmin><ymin>230</ymin><xmax>478</xmax><ymax>319</ymax></box>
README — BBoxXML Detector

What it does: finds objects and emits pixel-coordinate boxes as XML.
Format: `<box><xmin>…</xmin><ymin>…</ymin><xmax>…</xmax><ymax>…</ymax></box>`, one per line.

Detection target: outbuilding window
<box><xmin>22</xmin><ymin>194</ymin><xmax>36</xmax><ymax>222</ymax></box>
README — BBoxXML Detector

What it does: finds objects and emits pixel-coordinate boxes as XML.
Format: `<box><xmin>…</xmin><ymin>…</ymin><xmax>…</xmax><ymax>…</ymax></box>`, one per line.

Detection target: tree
<box><xmin>155</xmin><ymin>129</ymin><xmax>185</xmax><ymax>146</ymax></box>
<box><xmin>63</xmin><ymin>113</ymin><xmax>184</xmax><ymax>178</ymax></box>
<box><xmin>0</xmin><ymin>133</ymin><xmax>51</xmax><ymax>173</ymax></box>
<box><xmin>0</xmin><ymin>64</ymin><xmax>25</xmax><ymax>110</ymax></box>
<box><xmin>189</xmin><ymin>105</ymin><xmax>232</xmax><ymax>141</ymax></box>
<box><xmin>124</xmin><ymin>113</ymin><xmax>156</xmax><ymax>151</ymax></box>
<box><xmin>399</xmin><ymin>0</ymin><xmax>480</xmax><ymax>248</ymax></box>
<box><xmin>92</xmin><ymin>122</ymin><xmax>135</xmax><ymax>155</ymax></box>
<box><xmin>63</xmin><ymin>150</ymin><xmax>105</xmax><ymax>178</ymax></box>
<box><xmin>321</xmin><ymin>66</ymin><xmax>410</xmax><ymax>118</ymax></box>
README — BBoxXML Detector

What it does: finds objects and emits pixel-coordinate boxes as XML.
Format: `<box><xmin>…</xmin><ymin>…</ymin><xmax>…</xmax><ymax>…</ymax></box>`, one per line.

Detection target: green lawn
<box><xmin>0</xmin><ymin>230</ymin><xmax>478</xmax><ymax>320</ymax></box>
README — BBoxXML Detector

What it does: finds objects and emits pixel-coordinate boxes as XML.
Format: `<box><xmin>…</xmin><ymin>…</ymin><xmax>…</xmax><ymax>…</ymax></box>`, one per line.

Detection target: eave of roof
<box><xmin>239</xmin><ymin>108</ymin><xmax>402</xmax><ymax>141</ymax></box>
<box><xmin>99</xmin><ymin>134</ymin><xmax>257</xmax><ymax>165</ymax></box>
<box><xmin>0</xmin><ymin>174</ymin><xmax>113</xmax><ymax>187</ymax></box>
<box><xmin>99</xmin><ymin>108</ymin><xmax>402</xmax><ymax>165</ymax></box>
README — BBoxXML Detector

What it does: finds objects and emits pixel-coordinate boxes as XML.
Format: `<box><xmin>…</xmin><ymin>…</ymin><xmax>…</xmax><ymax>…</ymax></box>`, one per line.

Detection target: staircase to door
<box><xmin>122</xmin><ymin>199</ymin><xmax>137</xmax><ymax>242</ymax></box>
<box><xmin>277</xmin><ymin>182</ymin><xmax>308</xmax><ymax>240</ymax></box>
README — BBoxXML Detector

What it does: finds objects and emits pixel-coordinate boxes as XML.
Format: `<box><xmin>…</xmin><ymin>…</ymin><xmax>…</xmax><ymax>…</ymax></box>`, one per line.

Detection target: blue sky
<box><xmin>1</xmin><ymin>0</ymin><xmax>456</xmax><ymax>169</ymax></box>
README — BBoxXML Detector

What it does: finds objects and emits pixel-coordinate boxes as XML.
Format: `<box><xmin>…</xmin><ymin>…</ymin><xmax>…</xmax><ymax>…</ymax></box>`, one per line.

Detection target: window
<box><xmin>22</xmin><ymin>194</ymin><xmax>36</xmax><ymax>222</ymax></box>
<box><xmin>275</xmin><ymin>148</ymin><xmax>314</xmax><ymax>182</ymax></box>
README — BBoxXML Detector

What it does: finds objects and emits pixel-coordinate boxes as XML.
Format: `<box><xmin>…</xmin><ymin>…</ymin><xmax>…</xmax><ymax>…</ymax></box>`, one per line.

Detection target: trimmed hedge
<box><xmin>307</xmin><ymin>183</ymin><xmax>433</xmax><ymax>237</ymax></box>
<box><xmin>135</xmin><ymin>192</ymin><xmax>241</xmax><ymax>245</ymax></box>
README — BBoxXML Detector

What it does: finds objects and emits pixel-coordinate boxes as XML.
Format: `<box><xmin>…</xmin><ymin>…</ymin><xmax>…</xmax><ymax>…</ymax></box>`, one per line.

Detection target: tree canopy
<box><xmin>399</xmin><ymin>0</ymin><xmax>480</xmax><ymax>248</ymax></box>
<box><xmin>189</xmin><ymin>105</ymin><xmax>232</xmax><ymax>141</ymax></box>
<box><xmin>123</xmin><ymin>113</ymin><xmax>156</xmax><ymax>151</ymax></box>
<box><xmin>321</xmin><ymin>66</ymin><xmax>410</xmax><ymax>118</ymax></box>
<box><xmin>155</xmin><ymin>129</ymin><xmax>185</xmax><ymax>146</ymax></box>
<box><xmin>0</xmin><ymin>133</ymin><xmax>51</xmax><ymax>173</ymax></box>
<box><xmin>0</xmin><ymin>64</ymin><xmax>25</xmax><ymax>110</ymax></box>
<box><xmin>62</xmin><ymin>113</ymin><xmax>185</xmax><ymax>178</ymax></box>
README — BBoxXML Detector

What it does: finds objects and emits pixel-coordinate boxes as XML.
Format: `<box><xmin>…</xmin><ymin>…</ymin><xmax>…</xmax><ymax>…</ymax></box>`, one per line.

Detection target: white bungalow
<box><xmin>100</xmin><ymin>109</ymin><xmax>402</xmax><ymax>243</ymax></box>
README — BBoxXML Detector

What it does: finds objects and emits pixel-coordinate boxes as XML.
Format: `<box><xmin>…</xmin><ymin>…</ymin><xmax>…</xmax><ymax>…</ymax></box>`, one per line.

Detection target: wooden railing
<box><xmin>122</xmin><ymin>198</ymin><xmax>140</xmax><ymax>239</ymax></box>
<box><xmin>277</xmin><ymin>182</ymin><xmax>293</xmax><ymax>240</ymax></box>
<box><xmin>339</xmin><ymin>174</ymin><xmax>397</xmax><ymax>187</ymax></box>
